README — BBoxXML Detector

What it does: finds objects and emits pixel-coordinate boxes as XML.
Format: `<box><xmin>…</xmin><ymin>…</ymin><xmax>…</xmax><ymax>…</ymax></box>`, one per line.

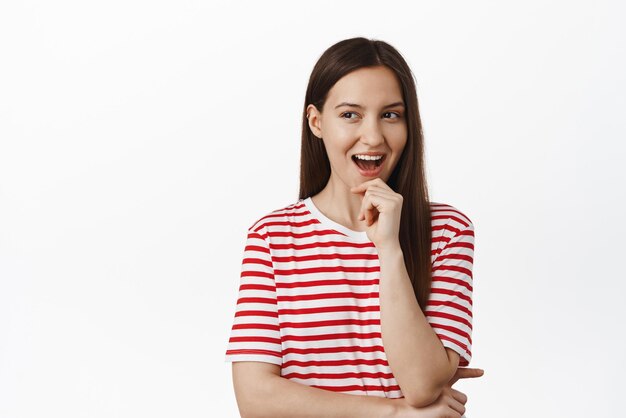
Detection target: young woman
<box><xmin>225</xmin><ymin>37</ymin><xmax>484</xmax><ymax>418</ymax></box>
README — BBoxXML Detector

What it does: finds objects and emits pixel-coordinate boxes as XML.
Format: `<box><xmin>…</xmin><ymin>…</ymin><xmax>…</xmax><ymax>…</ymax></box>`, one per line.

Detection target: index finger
<box><xmin>350</xmin><ymin>177</ymin><xmax>387</xmax><ymax>192</ymax></box>
<box><xmin>448</xmin><ymin>367</ymin><xmax>485</xmax><ymax>386</ymax></box>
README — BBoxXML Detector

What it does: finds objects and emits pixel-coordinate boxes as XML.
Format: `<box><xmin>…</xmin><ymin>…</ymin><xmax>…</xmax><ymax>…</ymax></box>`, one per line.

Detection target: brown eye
<box><xmin>384</xmin><ymin>111</ymin><xmax>401</xmax><ymax>119</ymax></box>
<box><xmin>340</xmin><ymin>111</ymin><xmax>358</xmax><ymax>120</ymax></box>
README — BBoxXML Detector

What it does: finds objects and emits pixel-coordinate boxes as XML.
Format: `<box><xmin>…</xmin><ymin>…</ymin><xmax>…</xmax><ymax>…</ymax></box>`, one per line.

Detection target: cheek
<box><xmin>322</xmin><ymin>141</ymin><xmax>352</xmax><ymax>165</ymax></box>
<box><xmin>392</xmin><ymin>122</ymin><xmax>408</xmax><ymax>137</ymax></box>
<box><xmin>393</xmin><ymin>126</ymin><xmax>408</xmax><ymax>148</ymax></box>
<box><xmin>327</xmin><ymin>117</ymin><xmax>358</xmax><ymax>135</ymax></box>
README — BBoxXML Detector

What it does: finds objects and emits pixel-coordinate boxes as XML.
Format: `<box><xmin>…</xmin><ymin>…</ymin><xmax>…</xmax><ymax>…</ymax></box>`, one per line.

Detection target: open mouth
<box><xmin>351</xmin><ymin>154</ymin><xmax>386</xmax><ymax>171</ymax></box>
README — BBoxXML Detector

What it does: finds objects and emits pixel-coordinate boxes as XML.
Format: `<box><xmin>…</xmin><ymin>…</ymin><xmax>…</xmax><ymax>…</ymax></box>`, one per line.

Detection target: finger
<box><xmin>350</xmin><ymin>178</ymin><xmax>381</xmax><ymax>190</ymax></box>
<box><xmin>359</xmin><ymin>192</ymin><xmax>386</xmax><ymax>225</ymax></box>
<box><xmin>350</xmin><ymin>182</ymin><xmax>373</xmax><ymax>193</ymax></box>
<box><xmin>448</xmin><ymin>368</ymin><xmax>482</xmax><ymax>386</ymax></box>
<box><xmin>350</xmin><ymin>178</ymin><xmax>391</xmax><ymax>193</ymax></box>
<box><xmin>358</xmin><ymin>196</ymin><xmax>369</xmax><ymax>223</ymax></box>
<box><xmin>365</xmin><ymin>199</ymin><xmax>378</xmax><ymax>225</ymax></box>
<box><xmin>447</xmin><ymin>394</ymin><xmax>466</xmax><ymax>417</ymax></box>
<box><xmin>358</xmin><ymin>193</ymin><xmax>371</xmax><ymax>223</ymax></box>
<box><xmin>458</xmin><ymin>368</ymin><xmax>484</xmax><ymax>379</ymax></box>
<box><xmin>448</xmin><ymin>387</ymin><xmax>468</xmax><ymax>405</ymax></box>
<box><xmin>363</xmin><ymin>186</ymin><xmax>396</xmax><ymax>199</ymax></box>
<box><xmin>449</xmin><ymin>368</ymin><xmax>484</xmax><ymax>385</ymax></box>
<box><xmin>364</xmin><ymin>198</ymin><xmax>380</xmax><ymax>225</ymax></box>
<box><xmin>352</xmin><ymin>184</ymin><xmax>395</xmax><ymax>215</ymax></box>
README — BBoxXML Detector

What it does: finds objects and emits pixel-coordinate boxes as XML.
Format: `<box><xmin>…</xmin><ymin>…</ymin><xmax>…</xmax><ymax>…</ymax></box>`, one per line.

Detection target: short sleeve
<box><xmin>224</xmin><ymin>226</ymin><xmax>282</xmax><ymax>366</ymax></box>
<box><xmin>427</xmin><ymin>220</ymin><xmax>475</xmax><ymax>367</ymax></box>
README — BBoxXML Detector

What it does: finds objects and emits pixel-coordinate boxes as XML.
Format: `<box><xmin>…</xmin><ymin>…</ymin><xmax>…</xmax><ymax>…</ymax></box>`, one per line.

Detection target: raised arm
<box><xmin>232</xmin><ymin>362</ymin><xmax>398</xmax><ymax>418</ymax></box>
<box><xmin>377</xmin><ymin>222</ymin><xmax>475</xmax><ymax>408</ymax></box>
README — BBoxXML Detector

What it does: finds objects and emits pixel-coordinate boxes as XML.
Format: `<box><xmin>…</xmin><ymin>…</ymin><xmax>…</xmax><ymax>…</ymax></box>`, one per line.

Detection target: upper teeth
<box><xmin>354</xmin><ymin>154</ymin><xmax>383</xmax><ymax>161</ymax></box>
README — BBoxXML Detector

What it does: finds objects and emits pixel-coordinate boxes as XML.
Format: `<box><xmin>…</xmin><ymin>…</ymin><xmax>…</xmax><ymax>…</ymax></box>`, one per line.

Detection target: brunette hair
<box><xmin>298</xmin><ymin>37</ymin><xmax>433</xmax><ymax>309</ymax></box>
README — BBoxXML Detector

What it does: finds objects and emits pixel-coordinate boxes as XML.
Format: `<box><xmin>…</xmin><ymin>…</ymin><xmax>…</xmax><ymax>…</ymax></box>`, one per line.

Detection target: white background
<box><xmin>1</xmin><ymin>1</ymin><xmax>625</xmax><ymax>417</ymax></box>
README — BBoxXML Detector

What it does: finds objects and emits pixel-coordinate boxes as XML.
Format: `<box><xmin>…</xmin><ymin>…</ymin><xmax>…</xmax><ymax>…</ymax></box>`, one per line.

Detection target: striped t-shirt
<box><xmin>224</xmin><ymin>196</ymin><xmax>475</xmax><ymax>398</ymax></box>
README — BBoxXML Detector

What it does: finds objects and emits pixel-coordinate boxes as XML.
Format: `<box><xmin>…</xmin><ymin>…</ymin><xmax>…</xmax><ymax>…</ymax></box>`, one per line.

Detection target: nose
<box><xmin>358</xmin><ymin>116</ymin><xmax>385</xmax><ymax>146</ymax></box>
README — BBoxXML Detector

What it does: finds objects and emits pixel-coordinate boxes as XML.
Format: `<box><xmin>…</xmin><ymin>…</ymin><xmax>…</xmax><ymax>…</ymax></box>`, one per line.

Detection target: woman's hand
<box><xmin>448</xmin><ymin>367</ymin><xmax>484</xmax><ymax>386</ymax></box>
<box><xmin>389</xmin><ymin>367</ymin><xmax>484</xmax><ymax>417</ymax></box>
<box><xmin>350</xmin><ymin>178</ymin><xmax>403</xmax><ymax>250</ymax></box>
<box><xmin>391</xmin><ymin>386</ymin><xmax>467</xmax><ymax>418</ymax></box>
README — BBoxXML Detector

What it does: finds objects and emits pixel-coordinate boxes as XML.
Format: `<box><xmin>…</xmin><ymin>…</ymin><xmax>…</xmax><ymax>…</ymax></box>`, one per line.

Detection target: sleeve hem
<box><xmin>224</xmin><ymin>352</ymin><xmax>282</xmax><ymax>366</ymax></box>
<box><xmin>440</xmin><ymin>338</ymin><xmax>471</xmax><ymax>367</ymax></box>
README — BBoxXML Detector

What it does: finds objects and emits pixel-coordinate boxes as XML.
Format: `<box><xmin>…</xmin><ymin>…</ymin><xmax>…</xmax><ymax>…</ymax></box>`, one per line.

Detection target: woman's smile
<box><xmin>351</xmin><ymin>153</ymin><xmax>387</xmax><ymax>177</ymax></box>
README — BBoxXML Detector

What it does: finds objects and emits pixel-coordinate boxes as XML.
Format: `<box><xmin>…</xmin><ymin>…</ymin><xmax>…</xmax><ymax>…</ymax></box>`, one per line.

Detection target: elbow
<box><xmin>234</xmin><ymin>378</ymin><xmax>278</xmax><ymax>418</ymax></box>
<box><xmin>232</xmin><ymin>362</ymin><xmax>283</xmax><ymax>418</ymax></box>
<box><xmin>405</xmin><ymin>351</ymin><xmax>459</xmax><ymax>408</ymax></box>
<box><xmin>236</xmin><ymin>388</ymin><xmax>272</xmax><ymax>418</ymax></box>
<box><xmin>236</xmin><ymin>395</ymin><xmax>257</xmax><ymax>418</ymax></box>
<box><xmin>404</xmin><ymin>383</ymin><xmax>445</xmax><ymax>409</ymax></box>
<box><xmin>238</xmin><ymin>396</ymin><xmax>266</xmax><ymax>418</ymax></box>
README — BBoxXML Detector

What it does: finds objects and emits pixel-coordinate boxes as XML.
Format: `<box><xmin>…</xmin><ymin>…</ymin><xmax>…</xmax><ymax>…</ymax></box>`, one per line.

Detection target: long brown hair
<box><xmin>298</xmin><ymin>37</ymin><xmax>433</xmax><ymax>310</ymax></box>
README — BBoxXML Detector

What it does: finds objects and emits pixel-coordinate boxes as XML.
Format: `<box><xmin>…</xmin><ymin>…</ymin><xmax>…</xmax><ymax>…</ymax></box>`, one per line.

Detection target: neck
<box><xmin>311</xmin><ymin>175</ymin><xmax>365</xmax><ymax>232</ymax></box>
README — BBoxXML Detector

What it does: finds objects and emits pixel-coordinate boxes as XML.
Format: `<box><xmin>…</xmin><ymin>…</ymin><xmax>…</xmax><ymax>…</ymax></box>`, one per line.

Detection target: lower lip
<box><xmin>353</xmin><ymin>157</ymin><xmax>384</xmax><ymax>177</ymax></box>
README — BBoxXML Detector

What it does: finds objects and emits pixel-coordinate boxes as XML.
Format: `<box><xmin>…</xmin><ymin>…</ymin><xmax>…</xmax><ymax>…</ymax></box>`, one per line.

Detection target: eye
<box><xmin>340</xmin><ymin>111</ymin><xmax>359</xmax><ymax>120</ymax></box>
<box><xmin>383</xmin><ymin>111</ymin><xmax>402</xmax><ymax>119</ymax></box>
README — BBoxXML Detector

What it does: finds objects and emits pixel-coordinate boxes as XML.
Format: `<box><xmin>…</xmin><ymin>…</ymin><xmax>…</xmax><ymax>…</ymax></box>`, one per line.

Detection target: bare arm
<box><xmin>232</xmin><ymin>361</ymin><xmax>399</xmax><ymax>418</ymax></box>
<box><xmin>377</xmin><ymin>244</ymin><xmax>457</xmax><ymax>408</ymax></box>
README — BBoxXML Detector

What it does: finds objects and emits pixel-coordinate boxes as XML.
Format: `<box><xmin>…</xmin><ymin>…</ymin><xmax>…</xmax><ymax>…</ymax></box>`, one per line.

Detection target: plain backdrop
<box><xmin>1</xmin><ymin>1</ymin><xmax>625</xmax><ymax>417</ymax></box>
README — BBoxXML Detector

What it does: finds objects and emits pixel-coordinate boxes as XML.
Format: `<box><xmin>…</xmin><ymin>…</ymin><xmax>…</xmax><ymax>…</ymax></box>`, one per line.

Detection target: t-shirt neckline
<box><xmin>302</xmin><ymin>196</ymin><xmax>369</xmax><ymax>241</ymax></box>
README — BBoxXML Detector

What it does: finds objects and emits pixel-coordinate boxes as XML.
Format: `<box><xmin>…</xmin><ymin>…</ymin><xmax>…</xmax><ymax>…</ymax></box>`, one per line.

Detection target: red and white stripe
<box><xmin>225</xmin><ymin>198</ymin><xmax>474</xmax><ymax>399</ymax></box>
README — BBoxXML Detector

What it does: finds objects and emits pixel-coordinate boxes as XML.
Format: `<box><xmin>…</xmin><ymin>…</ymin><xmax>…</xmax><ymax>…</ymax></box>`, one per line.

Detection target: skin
<box><xmin>306</xmin><ymin>65</ymin><xmax>407</xmax><ymax>232</ymax></box>
<box><xmin>231</xmin><ymin>66</ymin><xmax>485</xmax><ymax>418</ymax></box>
<box><xmin>305</xmin><ymin>65</ymin><xmax>485</xmax><ymax>416</ymax></box>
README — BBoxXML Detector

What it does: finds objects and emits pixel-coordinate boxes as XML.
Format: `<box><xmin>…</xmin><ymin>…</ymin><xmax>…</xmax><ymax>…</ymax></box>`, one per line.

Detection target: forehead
<box><xmin>326</xmin><ymin>66</ymin><xmax>403</xmax><ymax>107</ymax></box>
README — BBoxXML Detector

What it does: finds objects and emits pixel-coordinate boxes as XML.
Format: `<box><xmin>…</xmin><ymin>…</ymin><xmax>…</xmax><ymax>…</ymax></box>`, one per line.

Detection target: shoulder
<box><xmin>429</xmin><ymin>202</ymin><xmax>474</xmax><ymax>253</ymax></box>
<box><xmin>247</xmin><ymin>198</ymin><xmax>305</xmax><ymax>234</ymax></box>
<box><xmin>429</xmin><ymin>202</ymin><xmax>475</xmax><ymax>259</ymax></box>
<box><xmin>429</xmin><ymin>201</ymin><xmax>474</xmax><ymax>232</ymax></box>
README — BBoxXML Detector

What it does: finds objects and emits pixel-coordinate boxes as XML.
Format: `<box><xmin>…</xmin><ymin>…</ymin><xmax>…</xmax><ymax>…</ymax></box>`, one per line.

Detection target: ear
<box><xmin>306</xmin><ymin>104</ymin><xmax>323</xmax><ymax>139</ymax></box>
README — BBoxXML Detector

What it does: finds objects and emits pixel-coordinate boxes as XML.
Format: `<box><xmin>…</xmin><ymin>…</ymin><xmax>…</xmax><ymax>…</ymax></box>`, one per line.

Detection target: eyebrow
<box><xmin>334</xmin><ymin>101</ymin><xmax>405</xmax><ymax>110</ymax></box>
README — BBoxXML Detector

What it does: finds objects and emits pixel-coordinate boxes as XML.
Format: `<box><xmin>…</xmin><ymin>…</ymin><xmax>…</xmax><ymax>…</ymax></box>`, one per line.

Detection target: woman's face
<box><xmin>307</xmin><ymin>65</ymin><xmax>407</xmax><ymax>187</ymax></box>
